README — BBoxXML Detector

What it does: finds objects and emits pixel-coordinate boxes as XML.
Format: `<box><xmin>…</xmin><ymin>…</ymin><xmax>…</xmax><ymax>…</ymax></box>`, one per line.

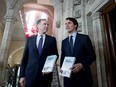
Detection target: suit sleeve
<box><xmin>19</xmin><ymin>38</ymin><xmax>29</xmax><ymax>78</ymax></box>
<box><xmin>52</xmin><ymin>37</ymin><xmax>59</xmax><ymax>57</ymax></box>
<box><xmin>81</xmin><ymin>36</ymin><xmax>96</xmax><ymax>68</ymax></box>
<box><xmin>60</xmin><ymin>41</ymin><xmax>65</xmax><ymax>67</ymax></box>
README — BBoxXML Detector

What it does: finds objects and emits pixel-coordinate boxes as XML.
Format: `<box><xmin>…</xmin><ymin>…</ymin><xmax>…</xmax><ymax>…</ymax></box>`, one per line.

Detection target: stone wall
<box><xmin>0</xmin><ymin>23</ymin><xmax>4</xmax><ymax>45</ymax></box>
<box><xmin>84</xmin><ymin>0</ymin><xmax>110</xmax><ymax>87</ymax></box>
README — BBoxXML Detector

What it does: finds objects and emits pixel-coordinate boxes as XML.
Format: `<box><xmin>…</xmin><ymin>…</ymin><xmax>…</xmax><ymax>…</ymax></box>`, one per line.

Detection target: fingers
<box><xmin>19</xmin><ymin>77</ymin><xmax>25</xmax><ymax>87</ymax></box>
<box><xmin>19</xmin><ymin>81</ymin><xmax>25</xmax><ymax>87</ymax></box>
<box><xmin>72</xmin><ymin>65</ymin><xmax>79</xmax><ymax>73</ymax></box>
<box><xmin>20</xmin><ymin>82</ymin><xmax>24</xmax><ymax>87</ymax></box>
<box><xmin>71</xmin><ymin>63</ymin><xmax>83</xmax><ymax>73</ymax></box>
<box><xmin>42</xmin><ymin>72</ymin><xmax>50</xmax><ymax>75</ymax></box>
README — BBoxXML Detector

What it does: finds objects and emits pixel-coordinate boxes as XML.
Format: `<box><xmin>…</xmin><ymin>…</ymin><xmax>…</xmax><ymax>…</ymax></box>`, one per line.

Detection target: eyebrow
<box><xmin>43</xmin><ymin>23</ymin><xmax>49</xmax><ymax>26</ymax></box>
<box><xmin>65</xmin><ymin>21</ymin><xmax>72</xmax><ymax>24</ymax></box>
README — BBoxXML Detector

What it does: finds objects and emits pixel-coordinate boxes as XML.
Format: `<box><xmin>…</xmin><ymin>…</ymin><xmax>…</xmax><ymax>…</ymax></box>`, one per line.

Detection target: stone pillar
<box><xmin>0</xmin><ymin>23</ymin><xmax>4</xmax><ymax>44</ymax></box>
<box><xmin>91</xmin><ymin>12</ymin><xmax>107</xmax><ymax>87</ymax></box>
<box><xmin>0</xmin><ymin>13</ymin><xmax>16</xmax><ymax>86</ymax></box>
<box><xmin>0</xmin><ymin>0</ymin><xmax>25</xmax><ymax>86</ymax></box>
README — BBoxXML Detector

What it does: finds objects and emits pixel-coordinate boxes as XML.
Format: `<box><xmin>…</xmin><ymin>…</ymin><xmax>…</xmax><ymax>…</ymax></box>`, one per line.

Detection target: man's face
<box><xmin>37</xmin><ymin>20</ymin><xmax>49</xmax><ymax>34</ymax></box>
<box><xmin>65</xmin><ymin>19</ymin><xmax>77</xmax><ymax>34</ymax></box>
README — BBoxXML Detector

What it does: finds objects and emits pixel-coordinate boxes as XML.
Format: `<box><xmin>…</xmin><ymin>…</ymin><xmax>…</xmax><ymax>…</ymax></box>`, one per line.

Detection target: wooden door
<box><xmin>102</xmin><ymin>3</ymin><xmax>116</xmax><ymax>87</ymax></box>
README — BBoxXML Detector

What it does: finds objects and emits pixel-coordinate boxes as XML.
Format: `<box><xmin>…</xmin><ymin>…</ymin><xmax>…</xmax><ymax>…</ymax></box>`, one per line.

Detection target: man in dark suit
<box><xmin>19</xmin><ymin>19</ymin><xmax>58</xmax><ymax>87</ymax></box>
<box><xmin>60</xmin><ymin>17</ymin><xmax>96</xmax><ymax>87</ymax></box>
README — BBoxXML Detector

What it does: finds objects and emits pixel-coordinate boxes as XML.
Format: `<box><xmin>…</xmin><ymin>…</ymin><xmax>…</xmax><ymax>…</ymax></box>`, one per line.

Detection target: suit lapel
<box><xmin>73</xmin><ymin>33</ymin><xmax>81</xmax><ymax>55</ymax></box>
<box><xmin>41</xmin><ymin>34</ymin><xmax>49</xmax><ymax>55</ymax></box>
<box><xmin>65</xmin><ymin>37</ymin><xmax>72</xmax><ymax>55</ymax></box>
<box><xmin>33</xmin><ymin>35</ymin><xmax>40</xmax><ymax>55</ymax></box>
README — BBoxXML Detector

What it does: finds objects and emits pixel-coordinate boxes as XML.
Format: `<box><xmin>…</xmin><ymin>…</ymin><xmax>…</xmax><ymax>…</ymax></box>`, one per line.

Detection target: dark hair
<box><xmin>36</xmin><ymin>19</ymin><xmax>47</xmax><ymax>28</ymax></box>
<box><xmin>66</xmin><ymin>17</ymin><xmax>78</xmax><ymax>30</ymax></box>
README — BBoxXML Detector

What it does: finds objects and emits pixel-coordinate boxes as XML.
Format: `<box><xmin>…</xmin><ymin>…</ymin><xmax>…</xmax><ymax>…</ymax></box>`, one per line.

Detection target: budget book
<box><xmin>60</xmin><ymin>57</ymin><xmax>76</xmax><ymax>78</ymax></box>
<box><xmin>42</xmin><ymin>55</ymin><xmax>57</xmax><ymax>73</ymax></box>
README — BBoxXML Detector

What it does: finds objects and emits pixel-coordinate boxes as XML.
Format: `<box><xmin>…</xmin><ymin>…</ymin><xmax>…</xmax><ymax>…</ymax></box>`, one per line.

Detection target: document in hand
<box><xmin>42</xmin><ymin>55</ymin><xmax>57</xmax><ymax>73</ymax></box>
<box><xmin>60</xmin><ymin>57</ymin><xmax>76</xmax><ymax>78</ymax></box>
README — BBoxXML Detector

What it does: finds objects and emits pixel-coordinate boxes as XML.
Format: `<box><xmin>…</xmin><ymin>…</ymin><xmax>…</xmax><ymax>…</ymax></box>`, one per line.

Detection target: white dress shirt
<box><xmin>36</xmin><ymin>34</ymin><xmax>46</xmax><ymax>48</ymax></box>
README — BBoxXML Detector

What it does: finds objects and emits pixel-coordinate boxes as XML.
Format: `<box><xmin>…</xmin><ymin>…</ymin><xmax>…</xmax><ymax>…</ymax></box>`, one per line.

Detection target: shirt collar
<box><xmin>37</xmin><ymin>33</ymin><xmax>45</xmax><ymax>37</ymax></box>
<box><xmin>69</xmin><ymin>32</ymin><xmax>77</xmax><ymax>38</ymax></box>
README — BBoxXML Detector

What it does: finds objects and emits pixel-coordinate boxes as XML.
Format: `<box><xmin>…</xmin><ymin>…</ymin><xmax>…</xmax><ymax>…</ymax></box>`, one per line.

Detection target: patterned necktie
<box><xmin>38</xmin><ymin>35</ymin><xmax>43</xmax><ymax>54</ymax></box>
<box><xmin>69</xmin><ymin>35</ymin><xmax>73</xmax><ymax>55</ymax></box>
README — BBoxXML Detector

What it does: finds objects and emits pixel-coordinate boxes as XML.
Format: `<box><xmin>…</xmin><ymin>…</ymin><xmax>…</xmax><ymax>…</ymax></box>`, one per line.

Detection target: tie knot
<box><xmin>70</xmin><ymin>35</ymin><xmax>73</xmax><ymax>38</ymax></box>
<box><xmin>40</xmin><ymin>35</ymin><xmax>43</xmax><ymax>38</ymax></box>
<box><xmin>70</xmin><ymin>35</ymin><xmax>73</xmax><ymax>40</ymax></box>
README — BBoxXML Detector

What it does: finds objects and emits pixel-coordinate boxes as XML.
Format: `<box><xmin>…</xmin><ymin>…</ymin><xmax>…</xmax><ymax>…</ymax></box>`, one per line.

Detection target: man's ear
<box><xmin>74</xmin><ymin>25</ymin><xmax>77</xmax><ymax>28</ymax></box>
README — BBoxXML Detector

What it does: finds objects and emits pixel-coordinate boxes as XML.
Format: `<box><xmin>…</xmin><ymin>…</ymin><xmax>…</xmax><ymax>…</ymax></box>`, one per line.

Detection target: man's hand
<box><xmin>42</xmin><ymin>72</ymin><xmax>50</xmax><ymax>75</ymax></box>
<box><xmin>19</xmin><ymin>77</ymin><xmax>25</xmax><ymax>87</ymax></box>
<box><xmin>71</xmin><ymin>63</ymin><xmax>83</xmax><ymax>73</ymax></box>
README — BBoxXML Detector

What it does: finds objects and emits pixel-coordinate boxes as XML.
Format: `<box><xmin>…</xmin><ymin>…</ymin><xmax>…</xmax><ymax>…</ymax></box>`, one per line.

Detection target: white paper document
<box><xmin>42</xmin><ymin>55</ymin><xmax>57</xmax><ymax>73</ymax></box>
<box><xmin>60</xmin><ymin>57</ymin><xmax>76</xmax><ymax>78</ymax></box>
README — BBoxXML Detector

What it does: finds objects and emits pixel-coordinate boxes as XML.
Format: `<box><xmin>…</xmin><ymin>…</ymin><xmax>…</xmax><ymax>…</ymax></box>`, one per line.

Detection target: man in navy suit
<box><xmin>60</xmin><ymin>17</ymin><xmax>96</xmax><ymax>87</ymax></box>
<box><xmin>19</xmin><ymin>19</ymin><xmax>58</xmax><ymax>87</ymax></box>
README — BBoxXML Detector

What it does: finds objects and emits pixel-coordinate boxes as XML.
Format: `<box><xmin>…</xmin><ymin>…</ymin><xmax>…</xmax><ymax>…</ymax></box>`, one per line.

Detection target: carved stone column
<box><xmin>91</xmin><ymin>12</ymin><xmax>107</xmax><ymax>87</ymax></box>
<box><xmin>0</xmin><ymin>23</ymin><xmax>4</xmax><ymax>44</ymax></box>
<box><xmin>0</xmin><ymin>13</ymin><xmax>16</xmax><ymax>87</ymax></box>
<box><xmin>0</xmin><ymin>0</ymin><xmax>25</xmax><ymax>86</ymax></box>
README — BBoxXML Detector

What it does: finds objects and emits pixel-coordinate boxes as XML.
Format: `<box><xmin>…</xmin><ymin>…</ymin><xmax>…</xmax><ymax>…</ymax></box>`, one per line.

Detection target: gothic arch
<box><xmin>8</xmin><ymin>47</ymin><xmax>24</xmax><ymax>67</ymax></box>
<box><xmin>7</xmin><ymin>0</ymin><xmax>63</xmax><ymax>26</ymax></box>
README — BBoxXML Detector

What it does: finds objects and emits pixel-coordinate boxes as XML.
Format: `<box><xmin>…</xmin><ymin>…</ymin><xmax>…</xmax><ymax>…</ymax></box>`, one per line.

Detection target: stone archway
<box><xmin>8</xmin><ymin>47</ymin><xmax>24</xmax><ymax>67</ymax></box>
<box><xmin>7</xmin><ymin>47</ymin><xmax>24</xmax><ymax>87</ymax></box>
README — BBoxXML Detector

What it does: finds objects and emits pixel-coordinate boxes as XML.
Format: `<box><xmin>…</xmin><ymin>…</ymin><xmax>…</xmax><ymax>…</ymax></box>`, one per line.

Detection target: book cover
<box><xmin>60</xmin><ymin>57</ymin><xmax>76</xmax><ymax>78</ymax></box>
<box><xmin>42</xmin><ymin>55</ymin><xmax>57</xmax><ymax>73</ymax></box>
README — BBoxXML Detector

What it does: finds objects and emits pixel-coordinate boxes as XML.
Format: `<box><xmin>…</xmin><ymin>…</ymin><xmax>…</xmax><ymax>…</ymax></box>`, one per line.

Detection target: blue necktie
<box><xmin>69</xmin><ymin>36</ymin><xmax>73</xmax><ymax>55</ymax></box>
<box><xmin>38</xmin><ymin>35</ymin><xmax>43</xmax><ymax>54</ymax></box>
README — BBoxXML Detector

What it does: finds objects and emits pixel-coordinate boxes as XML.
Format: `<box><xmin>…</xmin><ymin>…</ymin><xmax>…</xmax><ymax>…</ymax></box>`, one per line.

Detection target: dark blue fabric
<box><xmin>69</xmin><ymin>35</ymin><xmax>73</xmax><ymax>55</ymax></box>
<box><xmin>61</xmin><ymin>33</ymin><xmax>96</xmax><ymax>87</ymax></box>
<box><xmin>19</xmin><ymin>34</ymin><xmax>58</xmax><ymax>87</ymax></box>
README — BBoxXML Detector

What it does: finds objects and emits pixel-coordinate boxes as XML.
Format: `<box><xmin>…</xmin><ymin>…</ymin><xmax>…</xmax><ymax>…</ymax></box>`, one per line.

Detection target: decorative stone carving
<box><xmin>85</xmin><ymin>0</ymin><xmax>95</xmax><ymax>4</ymax></box>
<box><xmin>91</xmin><ymin>12</ymin><xmax>102</xmax><ymax>21</ymax></box>
<box><xmin>85</xmin><ymin>0</ymin><xmax>89</xmax><ymax>3</ymax></box>
<box><xmin>56</xmin><ymin>20</ymin><xmax>61</xmax><ymax>28</ymax></box>
<box><xmin>6</xmin><ymin>0</ymin><xmax>18</xmax><ymax>9</ymax></box>
<box><xmin>74</xmin><ymin>9</ymin><xmax>81</xmax><ymax>18</ymax></box>
<box><xmin>60</xmin><ymin>0</ymin><xmax>64</xmax><ymax>2</ymax></box>
<box><xmin>88</xmin><ymin>0</ymin><xmax>95</xmax><ymax>5</ymax></box>
<box><xmin>74</xmin><ymin>0</ymin><xmax>81</xmax><ymax>5</ymax></box>
<box><xmin>10</xmin><ymin>0</ymin><xmax>18</xmax><ymax>8</ymax></box>
<box><xmin>77</xmin><ymin>22</ymin><xmax>82</xmax><ymax>32</ymax></box>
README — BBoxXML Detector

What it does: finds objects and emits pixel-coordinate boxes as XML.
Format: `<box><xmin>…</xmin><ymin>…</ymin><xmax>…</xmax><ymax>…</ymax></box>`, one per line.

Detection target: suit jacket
<box><xmin>60</xmin><ymin>33</ymin><xmax>96</xmax><ymax>87</ymax></box>
<box><xmin>20</xmin><ymin>34</ymin><xmax>58</xmax><ymax>87</ymax></box>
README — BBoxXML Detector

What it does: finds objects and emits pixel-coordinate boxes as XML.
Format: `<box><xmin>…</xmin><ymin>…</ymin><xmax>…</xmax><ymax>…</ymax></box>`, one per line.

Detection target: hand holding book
<box><xmin>71</xmin><ymin>63</ymin><xmax>83</xmax><ymax>73</ymax></box>
<box><xmin>60</xmin><ymin>57</ymin><xmax>76</xmax><ymax>78</ymax></box>
<box><xmin>42</xmin><ymin>55</ymin><xmax>57</xmax><ymax>73</ymax></box>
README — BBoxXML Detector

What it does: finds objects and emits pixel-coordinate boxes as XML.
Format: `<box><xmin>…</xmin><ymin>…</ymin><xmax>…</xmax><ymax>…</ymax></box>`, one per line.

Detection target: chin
<box><xmin>67</xmin><ymin>30</ymin><xmax>71</xmax><ymax>33</ymax></box>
